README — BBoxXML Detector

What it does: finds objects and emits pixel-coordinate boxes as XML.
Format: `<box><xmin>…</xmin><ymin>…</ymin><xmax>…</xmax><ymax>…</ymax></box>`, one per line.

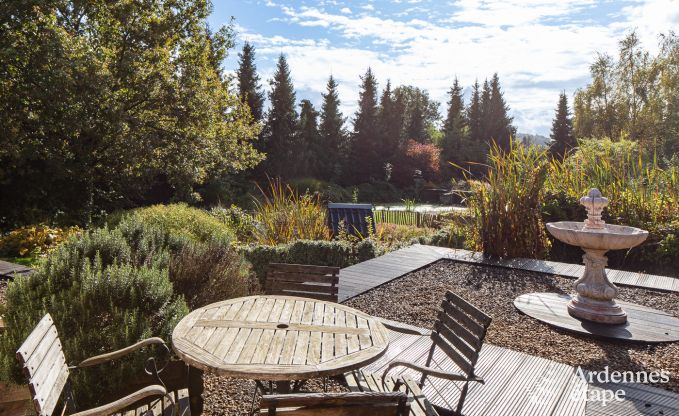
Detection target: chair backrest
<box><xmin>429</xmin><ymin>291</ymin><xmax>492</xmax><ymax>377</ymax></box>
<box><xmin>265</xmin><ymin>263</ymin><xmax>340</xmax><ymax>302</ymax></box>
<box><xmin>16</xmin><ymin>314</ymin><xmax>69</xmax><ymax>416</ymax></box>
<box><xmin>260</xmin><ymin>392</ymin><xmax>409</xmax><ymax>416</ymax></box>
<box><xmin>327</xmin><ymin>203</ymin><xmax>375</xmax><ymax>236</ymax></box>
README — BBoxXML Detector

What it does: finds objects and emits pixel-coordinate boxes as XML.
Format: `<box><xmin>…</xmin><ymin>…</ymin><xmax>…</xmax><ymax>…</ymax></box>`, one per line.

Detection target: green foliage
<box><xmin>210</xmin><ymin>205</ymin><xmax>258</xmax><ymax>243</ymax></box>
<box><xmin>468</xmin><ymin>142</ymin><xmax>550</xmax><ymax>258</ymax></box>
<box><xmin>0</xmin><ymin>229</ymin><xmax>188</xmax><ymax>406</ymax></box>
<box><xmin>111</xmin><ymin>204</ymin><xmax>235</xmax><ymax>246</ymax></box>
<box><xmin>296</xmin><ymin>100</ymin><xmax>321</xmax><ymax>177</ymax></box>
<box><xmin>241</xmin><ymin>239</ymin><xmax>381</xmax><ymax>283</ymax></box>
<box><xmin>549</xmin><ymin>92</ymin><xmax>576</xmax><ymax>158</ymax></box>
<box><xmin>0</xmin><ymin>225</ymin><xmax>80</xmax><ymax>257</ymax></box>
<box><xmin>573</xmin><ymin>31</ymin><xmax>678</xmax><ymax>157</ymax></box>
<box><xmin>349</xmin><ymin>68</ymin><xmax>381</xmax><ymax>182</ymax></box>
<box><xmin>288</xmin><ymin>178</ymin><xmax>353</xmax><ymax>202</ymax></box>
<box><xmin>253</xmin><ymin>179</ymin><xmax>331</xmax><ymax>245</ymax></box>
<box><xmin>546</xmin><ymin>138</ymin><xmax>678</xmax><ymax>228</ymax></box>
<box><xmin>0</xmin><ymin>1</ymin><xmax>262</xmax><ymax>228</ymax></box>
<box><xmin>237</xmin><ymin>41</ymin><xmax>265</xmax><ymax>122</ymax></box>
<box><xmin>318</xmin><ymin>76</ymin><xmax>347</xmax><ymax>182</ymax></box>
<box><xmin>355</xmin><ymin>181</ymin><xmax>402</xmax><ymax>203</ymax></box>
<box><xmin>263</xmin><ymin>54</ymin><xmax>298</xmax><ymax>177</ymax></box>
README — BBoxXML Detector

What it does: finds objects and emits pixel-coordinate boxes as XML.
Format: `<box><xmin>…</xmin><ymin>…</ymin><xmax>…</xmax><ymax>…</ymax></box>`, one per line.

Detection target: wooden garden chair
<box><xmin>345</xmin><ymin>291</ymin><xmax>492</xmax><ymax>416</ymax></box>
<box><xmin>17</xmin><ymin>313</ymin><xmax>176</xmax><ymax>416</ymax></box>
<box><xmin>265</xmin><ymin>263</ymin><xmax>340</xmax><ymax>303</ymax></box>
<box><xmin>260</xmin><ymin>391</ymin><xmax>410</xmax><ymax>415</ymax></box>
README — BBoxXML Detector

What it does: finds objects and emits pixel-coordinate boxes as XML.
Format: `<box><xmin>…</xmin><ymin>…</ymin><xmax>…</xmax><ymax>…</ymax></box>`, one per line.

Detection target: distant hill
<box><xmin>516</xmin><ymin>133</ymin><xmax>550</xmax><ymax>147</ymax></box>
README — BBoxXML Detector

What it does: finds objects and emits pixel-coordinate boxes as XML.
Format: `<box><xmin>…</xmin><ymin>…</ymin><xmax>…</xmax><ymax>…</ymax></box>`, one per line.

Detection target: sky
<box><xmin>209</xmin><ymin>0</ymin><xmax>679</xmax><ymax>136</ymax></box>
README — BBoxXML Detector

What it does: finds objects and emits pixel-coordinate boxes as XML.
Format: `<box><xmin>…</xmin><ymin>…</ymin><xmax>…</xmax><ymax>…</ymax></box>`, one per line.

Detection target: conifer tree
<box><xmin>467</xmin><ymin>80</ymin><xmax>482</xmax><ymax>143</ymax></box>
<box><xmin>318</xmin><ymin>75</ymin><xmax>346</xmax><ymax>181</ymax></box>
<box><xmin>264</xmin><ymin>54</ymin><xmax>298</xmax><ymax>177</ymax></box>
<box><xmin>480</xmin><ymin>79</ymin><xmax>492</xmax><ymax>144</ymax></box>
<box><xmin>407</xmin><ymin>99</ymin><xmax>427</xmax><ymax>143</ymax></box>
<box><xmin>378</xmin><ymin>80</ymin><xmax>402</xmax><ymax>166</ymax></box>
<box><xmin>236</xmin><ymin>41</ymin><xmax>265</xmax><ymax>122</ymax></box>
<box><xmin>441</xmin><ymin>78</ymin><xmax>466</xmax><ymax>170</ymax></box>
<box><xmin>297</xmin><ymin>99</ymin><xmax>320</xmax><ymax>177</ymax></box>
<box><xmin>549</xmin><ymin>92</ymin><xmax>576</xmax><ymax>158</ymax></box>
<box><xmin>487</xmin><ymin>73</ymin><xmax>515</xmax><ymax>152</ymax></box>
<box><xmin>349</xmin><ymin>68</ymin><xmax>380</xmax><ymax>182</ymax></box>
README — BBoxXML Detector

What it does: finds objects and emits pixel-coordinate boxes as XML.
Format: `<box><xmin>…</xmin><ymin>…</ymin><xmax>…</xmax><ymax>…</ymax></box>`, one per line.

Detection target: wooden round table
<box><xmin>172</xmin><ymin>295</ymin><xmax>390</xmax><ymax>410</ymax></box>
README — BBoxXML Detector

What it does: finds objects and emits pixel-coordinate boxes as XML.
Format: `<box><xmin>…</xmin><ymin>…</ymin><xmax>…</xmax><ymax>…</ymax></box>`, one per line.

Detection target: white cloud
<box><xmin>362</xmin><ymin>4</ymin><xmax>375</xmax><ymax>11</ymax></box>
<box><xmin>240</xmin><ymin>0</ymin><xmax>677</xmax><ymax>134</ymax></box>
<box><xmin>340</xmin><ymin>7</ymin><xmax>352</xmax><ymax>14</ymax></box>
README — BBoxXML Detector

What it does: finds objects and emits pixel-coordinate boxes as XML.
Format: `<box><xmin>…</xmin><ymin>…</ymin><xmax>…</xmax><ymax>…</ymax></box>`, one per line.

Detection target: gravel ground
<box><xmin>202</xmin><ymin>375</ymin><xmax>348</xmax><ymax>415</ymax></box>
<box><xmin>345</xmin><ymin>260</ymin><xmax>679</xmax><ymax>393</ymax></box>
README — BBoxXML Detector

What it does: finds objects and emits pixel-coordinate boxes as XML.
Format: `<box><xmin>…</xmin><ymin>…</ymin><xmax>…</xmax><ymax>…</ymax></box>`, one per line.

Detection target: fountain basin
<box><xmin>546</xmin><ymin>221</ymin><xmax>648</xmax><ymax>251</ymax></box>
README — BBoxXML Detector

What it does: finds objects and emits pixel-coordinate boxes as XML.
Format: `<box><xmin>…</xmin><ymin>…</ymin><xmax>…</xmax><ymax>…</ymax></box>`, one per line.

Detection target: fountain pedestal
<box><xmin>568</xmin><ymin>250</ymin><xmax>626</xmax><ymax>324</ymax></box>
<box><xmin>546</xmin><ymin>188</ymin><xmax>648</xmax><ymax>325</ymax></box>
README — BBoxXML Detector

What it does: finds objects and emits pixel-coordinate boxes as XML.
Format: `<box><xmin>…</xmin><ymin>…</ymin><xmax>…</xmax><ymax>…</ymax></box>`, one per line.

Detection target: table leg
<box><xmin>188</xmin><ymin>366</ymin><xmax>204</xmax><ymax>415</ymax></box>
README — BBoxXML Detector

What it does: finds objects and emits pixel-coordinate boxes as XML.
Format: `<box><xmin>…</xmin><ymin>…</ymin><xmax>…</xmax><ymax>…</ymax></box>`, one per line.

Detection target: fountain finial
<box><xmin>580</xmin><ymin>188</ymin><xmax>608</xmax><ymax>230</ymax></box>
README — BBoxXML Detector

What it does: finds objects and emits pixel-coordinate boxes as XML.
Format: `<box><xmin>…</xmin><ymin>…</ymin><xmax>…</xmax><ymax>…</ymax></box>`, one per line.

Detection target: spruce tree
<box><xmin>318</xmin><ymin>75</ymin><xmax>346</xmax><ymax>181</ymax></box>
<box><xmin>378</xmin><ymin>80</ymin><xmax>402</xmax><ymax>167</ymax></box>
<box><xmin>297</xmin><ymin>99</ymin><xmax>320</xmax><ymax>177</ymax></box>
<box><xmin>264</xmin><ymin>54</ymin><xmax>298</xmax><ymax>177</ymax></box>
<box><xmin>549</xmin><ymin>92</ymin><xmax>576</xmax><ymax>158</ymax></box>
<box><xmin>441</xmin><ymin>78</ymin><xmax>466</xmax><ymax>171</ymax></box>
<box><xmin>349</xmin><ymin>67</ymin><xmax>380</xmax><ymax>183</ymax></box>
<box><xmin>480</xmin><ymin>79</ymin><xmax>492</xmax><ymax>144</ymax></box>
<box><xmin>467</xmin><ymin>80</ymin><xmax>482</xmax><ymax>143</ymax></box>
<box><xmin>487</xmin><ymin>73</ymin><xmax>515</xmax><ymax>152</ymax></box>
<box><xmin>407</xmin><ymin>99</ymin><xmax>427</xmax><ymax>143</ymax></box>
<box><xmin>236</xmin><ymin>41</ymin><xmax>265</xmax><ymax>122</ymax></box>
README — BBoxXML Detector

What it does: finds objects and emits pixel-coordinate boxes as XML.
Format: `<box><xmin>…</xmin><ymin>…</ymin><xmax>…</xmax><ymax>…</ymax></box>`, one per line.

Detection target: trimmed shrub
<box><xmin>170</xmin><ymin>242</ymin><xmax>254</xmax><ymax>309</ymax></box>
<box><xmin>288</xmin><ymin>178</ymin><xmax>352</xmax><ymax>202</ymax></box>
<box><xmin>0</xmin><ymin>229</ymin><xmax>188</xmax><ymax>407</ymax></box>
<box><xmin>109</xmin><ymin>203</ymin><xmax>235</xmax><ymax>246</ymax></box>
<box><xmin>241</xmin><ymin>239</ymin><xmax>383</xmax><ymax>283</ymax></box>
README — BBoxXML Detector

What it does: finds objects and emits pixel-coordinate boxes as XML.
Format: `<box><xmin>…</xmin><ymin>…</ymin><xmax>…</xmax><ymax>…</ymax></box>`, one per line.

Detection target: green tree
<box><xmin>467</xmin><ymin>80</ymin><xmax>483</xmax><ymax>143</ymax></box>
<box><xmin>573</xmin><ymin>31</ymin><xmax>679</xmax><ymax>157</ymax></box>
<box><xmin>549</xmin><ymin>92</ymin><xmax>576</xmax><ymax>158</ymax></box>
<box><xmin>378</xmin><ymin>80</ymin><xmax>402</xmax><ymax>168</ymax></box>
<box><xmin>392</xmin><ymin>86</ymin><xmax>441</xmax><ymax>144</ymax></box>
<box><xmin>318</xmin><ymin>75</ymin><xmax>347</xmax><ymax>181</ymax></box>
<box><xmin>0</xmin><ymin>1</ymin><xmax>261</xmax><ymax>228</ymax></box>
<box><xmin>486</xmin><ymin>73</ymin><xmax>515</xmax><ymax>152</ymax></box>
<box><xmin>480</xmin><ymin>79</ymin><xmax>492</xmax><ymax>144</ymax></box>
<box><xmin>263</xmin><ymin>54</ymin><xmax>298</xmax><ymax>177</ymax></box>
<box><xmin>349</xmin><ymin>67</ymin><xmax>380</xmax><ymax>182</ymax></box>
<box><xmin>297</xmin><ymin>99</ymin><xmax>320</xmax><ymax>177</ymax></box>
<box><xmin>441</xmin><ymin>78</ymin><xmax>467</xmax><ymax>172</ymax></box>
<box><xmin>236</xmin><ymin>41</ymin><xmax>265</xmax><ymax>122</ymax></box>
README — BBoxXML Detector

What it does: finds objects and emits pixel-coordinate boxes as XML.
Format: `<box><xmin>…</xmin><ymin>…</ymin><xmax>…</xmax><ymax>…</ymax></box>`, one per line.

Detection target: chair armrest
<box><xmin>377</xmin><ymin>318</ymin><xmax>430</xmax><ymax>336</ymax></box>
<box><xmin>70</xmin><ymin>385</ymin><xmax>174</xmax><ymax>416</ymax></box>
<box><xmin>382</xmin><ymin>360</ymin><xmax>484</xmax><ymax>384</ymax></box>
<box><xmin>77</xmin><ymin>337</ymin><xmax>168</xmax><ymax>368</ymax></box>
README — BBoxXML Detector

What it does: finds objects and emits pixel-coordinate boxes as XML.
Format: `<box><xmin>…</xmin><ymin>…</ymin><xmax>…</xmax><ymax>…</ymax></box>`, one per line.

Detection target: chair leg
<box><xmin>454</xmin><ymin>382</ymin><xmax>470</xmax><ymax>415</ymax></box>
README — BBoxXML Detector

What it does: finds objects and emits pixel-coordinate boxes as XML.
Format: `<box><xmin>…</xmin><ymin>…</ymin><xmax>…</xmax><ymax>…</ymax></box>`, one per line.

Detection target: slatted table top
<box><xmin>172</xmin><ymin>295</ymin><xmax>390</xmax><ymax>381</ymax></box>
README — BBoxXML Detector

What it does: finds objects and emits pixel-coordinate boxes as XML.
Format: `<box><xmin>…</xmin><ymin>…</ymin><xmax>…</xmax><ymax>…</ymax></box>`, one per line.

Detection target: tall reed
<box><xmin>467</xmin><ymin>142</ymin><xmax>550</xmax><ymax>258</ymax></box>
<box><xmin>545</xmin><ymin>138</ymin><xmax>678</xmax><ymax>228</ymax></box>
<box><xmin>253</xmin><ymin>178</ymin><xmax>331</xmax><ymax>245</ymax></box>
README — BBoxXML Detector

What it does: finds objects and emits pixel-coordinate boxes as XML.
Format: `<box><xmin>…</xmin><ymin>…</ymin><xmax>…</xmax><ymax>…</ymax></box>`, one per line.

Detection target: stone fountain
<box><xmin>545</xmin><ymin>188</ymin><xmax>648</xmax><ymax>325</ymax></box>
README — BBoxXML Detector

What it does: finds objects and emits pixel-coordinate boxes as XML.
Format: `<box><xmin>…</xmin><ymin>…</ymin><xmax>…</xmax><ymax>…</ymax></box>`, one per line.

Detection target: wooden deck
<box><xmin>337</xmin><ymin>245</ymin><xmax>678</xmax><ymax>302</ymax></box>
<box><xmin>0</xmin><ymin>260</ymin><xmax>32</xmax><ymax>278</ymax></box>
<box><xmin>350</xmin><ymin>321</ymin><xmax>679</xmax><ymax>416</ymax></box>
